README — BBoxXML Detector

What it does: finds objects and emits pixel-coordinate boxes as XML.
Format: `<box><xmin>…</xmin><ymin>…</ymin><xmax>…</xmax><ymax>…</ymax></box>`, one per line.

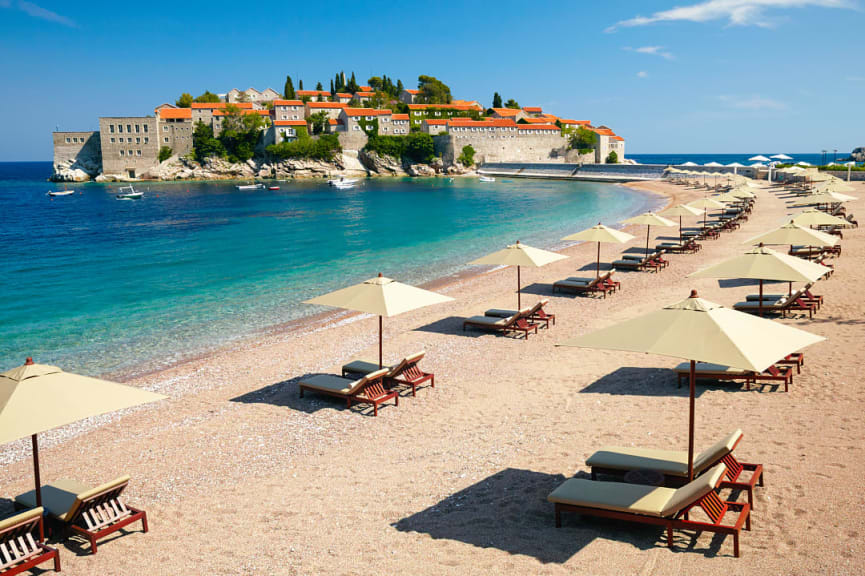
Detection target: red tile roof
<box><xmin>517</xmin><ymin>123</ymin><xmax>560</xmax><ymax>130</ymax></box>
<box><xmin>273</xmin><ymin>99</ymin><xmax>303</xmax><ymax>106</ymax></box>
<box><xmin>612</xmin><ymin>135</ymin><xmax>624</xmax><ymax>141</ymax></box>
<box><xmin>158</xmin><ymin>108</ymin><xmax>192</xmax><ymax>119</ymax></box>
<box><xmin>490</xmin><ymin>108</ymin><xmax>521</xmax><ymax>116</ymax></box>
<box><xmin>447</xmin><ymin>118</ymin><xmax>517</xmax><ymax>128</ymax></box>
<box><xmin>408</xmin><ymin>103</ymin><xmax>482</xmax><ymax>111</ymax></box>
<box><xmin>296</xmin><ymin>90</ymin><xmax>331</xmax><ymax>97</ymax></box>
<box><xmin>559</xmin><ymin>119</ymin><xmax>591</xmax><ymax>125</ymax></box>
<box><xmin>391</xmin><ymin>113</ymin><xmax>409</xmax><ymax>120</ymax></box>
<box><xmin>336</xmin><ymin>92</ymin><xmax>354</xmax><ymax>98</ymax></box>
<box><xmin>191</xmin><ymin>102</ymin><xmax>254</xmax><ymax>109</ymax></box>
<box><xmin>522</xmin><ymin>106</ymin><xmax>543</xmax><ymax>113</ymax></box>
<box><xmin>212</xmin><ymin>108</ymin><xmax>270</xmax><ymax>117</ymax></box>
<box><xmin>359</xmin><ymin>86</ymin><xmax>372</xmax><ymax>92</ymax></box>
<box><xmin>343</xmin><ymin>108</ymin><xmax>392</xmax><ymax>117</ymax></box>
<box><xmin>522</xmin><ymin>117</ymin><xmax>551</xmax><ymax>124</ymax></box>
<box><xmin>592</xmin><ymin>128</ymin><xmax>616</xmax><ymax>136</ymax></box>
<box><xmin>274</xmin><ymin>120</ymin><xmax>307</xmax><ymax>126</ymax></box>
<box><xmin>355</xmin><ymin>91</ymin><xmax>375</xmax><ymax>97</ymax></box>
<box><xmin>327</xmin><ymin>118</ymin><xmax>342</xmax><ymax>125</ymax></box>
<box><xmin>424</xmin><ymin>119</ymin><xmax>449</xmax><ymax>126</ymax></box>
<box><xmin>307</xmin><ymin>102</ymin><xmax>348</xmax><ymax>109</ymax></box>
<box><xmin>404</xmin><ymin>89</ymin><xmax>420</xmax><ymax>94</ymax></box>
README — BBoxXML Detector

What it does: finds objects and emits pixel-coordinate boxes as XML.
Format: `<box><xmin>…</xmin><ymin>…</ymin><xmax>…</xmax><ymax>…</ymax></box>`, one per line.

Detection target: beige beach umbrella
<box><xmin>558</xmin><ymin>290</ymin><xmax>824</xmax><ymax>480</ymax></box>
<box><xmin>305</xmin><ymin>274</ymin><xmax>453</xmax><ymax>367</ymax></box>
<box><xmin>688</xmin><ymin>197</ymin><xmax>727</xmax><ymax>227</ymax></box>
<box><xmin>689</xmin><ymin>244</ymin><xmax>832</xmax><ymax>315</ymax></box>
<box><xmin>796</xmin><ymin>190</ymin><xmax>858</xmax><ymax>206</ymax></box>
<box><xmin>745</xmin><ymin>222</ymin><xmax>837</xmax><ymax>261</ymax></box>
<box><xmin>562</xmin><ymin>224</ymin><xmax>635</xmax><ymax>278</ymax></box>
<box><xmin>470</xmin><ymin>241</ymin><xmax>567</xmax><ymax>309</ymax></box>
<box><xmin>622</xmin><ymin>212</ymin><xmax>676</xmax><ymax>257</ymax></box>
<box><xmin>661</xmin><ymin>204</ymin><xmax>703</xmax><ymax>243</ymax></box>
<box><xmin>788</xmin><ymin>208</ymin><xmax>852</xmax><ymax>228</ymax></box>
<box><xmin>0</xmin><ymin>359</ymin><xmax>166</xmax><ymax>533</ymax></box>
<box><xmin>813</xmin><ymin>179</ymin><xmax>854</xmax><ymax>193</ymax></box>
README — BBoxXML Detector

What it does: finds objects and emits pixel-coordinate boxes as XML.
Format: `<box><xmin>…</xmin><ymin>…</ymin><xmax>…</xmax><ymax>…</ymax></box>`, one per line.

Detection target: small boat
<box><xmin>479</xmin><ymin>176</ymin><xmax>496</xmax><ymax>183</ymax></box>
<box><xmin>48</xmin><ymin>183</ymin><xmax>75</xmax><ymax>196</ymax></box>
<box><xmin>328</xmin><ymin>177</ymin><xmax>359</xmax><ymax>187</ymax></box>
<box><xmin>333</xmin><ymin>182</ymin><xmax>356</xmax><ymax>190</ymax></box>
<box><xmin>268</xmin><ymin>185</ymin><xmax>280</xmax><ymax>190</ymax></box>
<box><xmin>236</xmin><ymin>182</ymin><xmax>265</xmax><ymax>190</ymax></box>
<box><xmin>116</xmin><ymin>185</ymin><xmax>143</xmax><ymax>200</ymax></box>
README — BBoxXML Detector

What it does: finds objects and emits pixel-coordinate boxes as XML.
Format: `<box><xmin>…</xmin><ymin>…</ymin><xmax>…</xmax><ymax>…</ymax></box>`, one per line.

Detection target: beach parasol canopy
<box><xmin>771</xmin><ymin>154</ymin><xmax>793</xmax><ymax>161</ymax></box>
<box><xmin>797</xmin><ymin>161</ymin><xmax>812</xmax><ymax>167</ymax></box>
<box><xmin>688</xmin><ymin>197</ymin><xmax>727</xmax><ymax>227</ymax></box>
<box><xmin>749</xmin><ymin>155</ymin><xmax>771</xmax><ymax>162</ymax></box>
<box><xmin>750</xmin><ymin>162</ymin><xmax>767</xmax><ymax>168</ymax></box>
<box><xmin>788</xmin><ymin>208</ymin><xmax>853</xmax><ymax>228</ymax></box>
<box><xmin>661</xmin><ymin>204</ymin><xmax>703</xmax><ymax>243</ymax></box>
<box><xmin>679</xmin><ymin>161</ymin><xmax>699</xmax><ymax>167</ymax></box>
<box><xmin>796</xmin><ymin>190</ymin><xmax>858</xmax><ymax>206</ymax></box>
<box><xmin>813</xmin><ymin>179</ymin><xmax>855</xmax><ymax>193</ymax></box>
<box><xmin>689</xmin><ymin>244</ymin><xmax>832</xmax><ymax>315</ymax></box>
<box><xmin>0</xmin><ymin>360</ymin><xmax>166</xmax><ymax>523</ymax></box>
<box><xmin>305</xmin><ymin>274</ymin><xmax>453</xmax><ymax>367</ymax></box>
<box><xmin>470</xmin><ymin>241</ymin><xmax>566</xmax><ymax>309</ymax></box>
<box><xmin>745</xmin><ymin>223</ymin><xmax>838</xmax><ymax>257</ymax></box>
<box><xmin>558</xmin><ymin>290</ymin><xmax>824</xmax><ymax>480</ymax></box>
<box><xmin>703</xmin><ymin>162</ymin><xmax>723</xmax><ymax>167</ymax></box>
<box><xmin>562</xmin><ymin>224</ymin><xmax>634</xmax><ymax>279</ymax></box>
<box><xmin>622</xmin><ymin>212</ymin><xmax>676</xmax><ymax>257</ymax></box>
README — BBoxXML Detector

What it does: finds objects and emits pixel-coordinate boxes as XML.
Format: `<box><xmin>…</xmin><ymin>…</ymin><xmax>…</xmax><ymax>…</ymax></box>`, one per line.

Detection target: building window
<box><xmin>117</xmin><ymin>125</ymin><xmax>123</xmax><ymax>133</ymax></box>
<box><xmin>163</xmin><ymin>126</ymin><xmax>168</xmax><ymax>132</ymax></box>
<box><xmin>143</xmin><ymin>125</ymin><xmax>148</xmax><ymax>133</ymax></box>
<box><xmin>144</xmin><ymin>137</ymin><xmax>149</xmax><ymax>143</ymax></box>
<box><xmin>128</xmin><ymin>150</ymin><xmax>133</xmax><ymax>156</ymax></box>
<box><xmin>118</xmin><ymin>137</ymin><xmax>124</xmax><ymax>143</ymax></box>
<box><xmin>136</xmin><ymin>137</ymin><xmax>141</xmax><ymax>143</ymax></box>
<box><xmin>136</xmin><ymin>150</ymin><xmax>142</xmax><ymax>156</ymax></box>
<box><xmin>109</xmin><ymin>124</ymin><xmax>115</xmax><ymax>133</ymax></box>
<box><xmin>127</xmin><ymin>124</ymin><xmax>132</xmax><ymax>133</ymax></box>
<box><xmin>110</xmin><ymin>137</ymin><xmax>115</xmax><ymax>143</ymax></box>
<box><xmin>120</xmin><ymin>150</ymin><xmax>125</xmax><ymax>156</ymax></box>
<box><xmin>164</xmin><ymin>137</ymin><xmax>169</xmax><ymax>143</ymax></box>
<box><xmin>135</xmin><ymin>124</ymin><xmax>140</xmax><ymax>133</ymax></box>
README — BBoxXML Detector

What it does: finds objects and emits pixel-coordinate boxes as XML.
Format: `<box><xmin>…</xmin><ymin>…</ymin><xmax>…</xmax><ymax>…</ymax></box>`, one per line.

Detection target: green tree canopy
<box><xmin>218</xmin><ymin>105</ymin><xmax>266</xmax><ymax>162</ymax></box>
<box><xmin>192</xmin><ymin>121</ymin><xmax>225</xmax><ymax>160</ymax></box>
<box><xmin>194</xmin><ymin>90</ymin><xmax>221</xmax><ymax>103</ymax></box>
<box><xmin>416</xmin><ymin>75</ymin><xmax>452</xmax><ymax>104</ymax></box>
<box><xmin>458</xmin><ymin>145</ymin><xmax>476</xmax><ymax>167</ymax></box>
<box><xmin>176</xmin><ymin>93</ymin><xmax>193</xmax><ymax>108</ymax></box>
<box><xmin>606</xmin><ymin>150</ymin><xmax>619</xmax><ymax>164</ymax></box>
<box><xmin>504</xmin><ymin>98</ymin><xmax>520</xmax><ymax>109</ymax></box>
<box><xmin>283</xmin><ymin>75</ymin><xmax>295</xmax><ymax>99</ymax></box>
<box><xmin>316</xmin><ymin>81</ymin><xmax>323</xmax><ymax>91</ymax></box>
<box><xmin>347</xmin><ymin>72</ymin><xmax>359</xmax><ymax>93</ymax></box>
<box><xmin>568</xmin><ymin>126</ymin><xmax>596</xmax><ymax>153</ymax></box>
<box><xmin>492</xmin><ymin>92</ymin><xmax>503</xmax><ymax>108</ymax></box>
<box><xmin>307</xmin><ymin>111</ymin><xmax>329</xmax><ymax>136</ymax></box>
<box><xmin>158</xmin><ymin>146</ymin><xmax>173</xmax><ymax>163</ymax></box>
<box><xmin>298</xmin><ymin>79</ymin><xmax>304</xmax><ymax>90</ymax></box>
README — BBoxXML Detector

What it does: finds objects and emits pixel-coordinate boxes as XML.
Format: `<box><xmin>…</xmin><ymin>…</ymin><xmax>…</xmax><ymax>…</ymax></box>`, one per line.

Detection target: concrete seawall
<box><xmin>477</xmin><ymin>162</ymin><xmax>667</xmax><ymax>183</ymax></box>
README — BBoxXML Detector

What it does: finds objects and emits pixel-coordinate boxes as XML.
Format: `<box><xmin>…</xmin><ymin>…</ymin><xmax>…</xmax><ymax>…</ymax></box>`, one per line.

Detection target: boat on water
<box><xmin>268</xmin><ymin>186</ymin><xmax>280</xmax><ymax>190</ymax></box>
<box><xmin>47</xmin><ymin>183</ymin><xmax>75</xmax><ymax>196</ymax></box>
<box><xmin>328</xmin><ymin>177</ymin><xmax>359</xmax><ymax>187</ymax></box>
<box><xmin>332</xmin><ymin>182</ymin><xmax>356</xmax><ymax>190</ymax></box>
<box><xmin>479</xmin><ymin>176</ymin><xmax>496</xmax><ymax>183</ymax></box>
<box><xmin>236</xmin><ymin>182</ymin><xmax>265</xmax><ymax>190</ymax></box>
<box><xmin>116</xmin><ymin>186</ymin><xmax>143</xmax><ymax>200</ymax></box>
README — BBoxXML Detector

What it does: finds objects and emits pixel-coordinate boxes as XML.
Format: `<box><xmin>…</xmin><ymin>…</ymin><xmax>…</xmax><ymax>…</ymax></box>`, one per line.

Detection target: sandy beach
<box><xmin>2</xmin><ymin>177</ymin><xmax>863</xmax><ymax>575</ymax></box>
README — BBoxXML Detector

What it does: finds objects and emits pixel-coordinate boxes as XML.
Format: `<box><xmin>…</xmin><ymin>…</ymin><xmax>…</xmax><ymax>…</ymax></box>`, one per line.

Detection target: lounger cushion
<box><xmin>300</xmin><ymin>369</ymin><xmax>387</xmax><ymax>396</ymax></box>
<box><xmin>693</xmin><ymin>430</ymin><xmax>742</xmax><ymax>474</ymax></box>
<box><xmin>612</xmin><ymin>260</ymin><xmax>642</xmax><ymax>268</ymax></box>
<box><xmin>673</xmin><ymin>362</ymin><xmax>749</xmax><ymax>377</ymax></box>
<box><xmin>548</xmin><ymin>478</ymin><xmax>676</xmax><ymax>517</ymax></box>
<box><xmin>586</xmin><ymin>447</ymin><xmax>690</xmax><ymax>476</ymax></box>
<box><xmin>0</xmin><ymin>507</ymin><xmax>43</xmax><ymax>532</ymax></box>
<box><xmin>16</xmin><ymin>478</ymin><xmax>90</xmax><ymax>520</ymax></box>
<box><xmin>342</xmin><ymin>360</ymin><xmax>385</xmax><ymax>376</ymax></box>
<box><xmin>485</xmin><ymin>299</ymin><xmax>548</xmax><ymax>318</ymax></box>
<box><xmin>659</xmin><ymin>464</ymin><xmax>727</xmax><ymax>517</ymax></box>
<box><xmin>464</xmin><ymin>315</ymin><xmax>512</xmax><ymax>327</ymax></box>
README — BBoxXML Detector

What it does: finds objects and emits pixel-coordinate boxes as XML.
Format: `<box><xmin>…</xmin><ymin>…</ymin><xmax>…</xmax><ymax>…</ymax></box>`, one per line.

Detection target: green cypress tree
<box><xmin>299</xmin><ymin>79</ymin><xmax>304</xmax><ymax>91</ymax></box>
<box><xmin>283</xmin><ymin>76</ymin><xmax>295</xmax><ymax>99</ymax></box>
<box><xmin>348</xmin><ymin>72</ymin><xmax>358</xmax><ymax>93</ymax></box>
<box><xmin>492</xmin><ymin>92</ymin><xmax>503</xmax><ymax>108</ymax></box>
<box><xmin>316</xmin><ymin>81</ymin><xmax>323</xmax><ymax>91</ymax></box>
<box><xmin>397</xmin><ymin>79</ymin><xmax>404</xmax><ymax>94</ymax></box>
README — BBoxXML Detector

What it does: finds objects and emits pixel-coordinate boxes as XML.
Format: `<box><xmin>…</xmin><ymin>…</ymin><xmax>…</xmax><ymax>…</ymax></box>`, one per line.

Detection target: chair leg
<box><xmin>90</xmin><ymin>534</ymin><xmax>98</xmax><ymax>555</ymax></box>
<box><xmin>141</xmin><ymin>511</ymin><xmax>149</xmax><ymax>533</ymax></box>
<box><xmin>666</xmin><ymin>525</ymin><xmax>674</xmax><ymax>549</ymax></box>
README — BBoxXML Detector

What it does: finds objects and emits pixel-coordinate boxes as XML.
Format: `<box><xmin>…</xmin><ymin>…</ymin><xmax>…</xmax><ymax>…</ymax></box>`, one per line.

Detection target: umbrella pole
<box><xmin>596</xmin><ymin>242</ymin><xmax>600</xmax><ymax>279</ymax></box>
<box><xmin>679</xmin><ymin>216</ymin><xmax>683</xmax><ymax>245</ymax></box>
<box><xmin>759</xmin><ymin>279</ymin><xmax>764</xmax><ymax>317</ymax></box>
<box><xmin>645</xmin><ymin>225</ymin><xmax>650</xmax><ymax>257</ymax></box>
<box><xmin>379</xmin><ymin>316</ymin><xmax>383</xmax><ymax>369</ymax></box>
<box><xmin>32</xmin><ymin>434</ymin><xmax>44</xmax><ymax>541</ymax></box>
<box><xmin>688</xmin><ymin>360</ymin><xmax>696</xmax><ymax>482</ymax></box>
<box><xmin>517</xmin><ymin>265</ymin><xmax>521</xmax><ymax>309</ymax></box>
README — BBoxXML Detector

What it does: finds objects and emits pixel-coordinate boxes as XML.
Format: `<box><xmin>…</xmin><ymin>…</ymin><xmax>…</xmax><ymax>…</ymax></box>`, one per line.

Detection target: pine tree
<box><xmin>348</xmin><ymin>72</ymin><xmax>358</xmax><ymax>93</ymax></box>
<box><xmin>283</xmin><ymin>76</ymin><xmax>295</xmax><ymax>99</ymax></box>
<box><xmin>492</xmin><ymin>92</ymin><xmax>503</xmax><ymax>108</ymax></box>
<box><xmin>316</xmin><ymin>81</ymin><xmax>323</xmax><ymax>91</ymax></box>
<box><xmin>397</xmin><ymin>79</ymin><xmax>404</xmax><ymax>94</ymax></box>
<box><xmin>330</xmin><ymin>79</ymin><xmax>335</xmax><ymax>96</ymax></box>
<box><xmin>299</xmin><ymin>79</ymin><xmax>304</xmax><ymax>91</ymax></box>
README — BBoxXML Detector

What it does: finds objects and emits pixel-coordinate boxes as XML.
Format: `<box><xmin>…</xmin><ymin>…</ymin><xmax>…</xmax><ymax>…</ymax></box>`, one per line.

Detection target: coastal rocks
<box><xmin>272</xmin><ymin>158</ymin><xmax>347</xmax><ymax>179</ymax></box>
<box><xmin>358</xmin><ymin>150</ymin><xmax>407</xmax><ymax>176</ymax></box>
<box><xmin>406</xmin><ymin>163</ymin><xmax>435</xmax><ymax>177</ymax></box>
<box><xmin>851</xmin><ymin>147</ymin><xmax>865</xmax><ymax>162</ymax></box>
<box><xmin>52</xmin><ymin>159</ymin><xmax>100</xmax><ymax>182</ymax></box>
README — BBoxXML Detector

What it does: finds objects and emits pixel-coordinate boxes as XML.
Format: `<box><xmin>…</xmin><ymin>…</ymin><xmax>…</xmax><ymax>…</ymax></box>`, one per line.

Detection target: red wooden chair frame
<box><xmin>300</xmin><ymin>372</ymin><xmax>398</xmax><ymax>416</ymax></box>
<box><xmin>387</xmin><ymin>360</ymin><xmax>434</xmax><ymax>397</ymax></box>
<box><xmin>0</xmin><ymin>513</ymin><xmax>60</xmax><ymax>575</ymax></box>
<box><xmin>776</xmin><ymin>352</ymin><xmax>804</xmax><ymax>374</ymax></box>
<box><xmin>61</xmin><ymin>481</ymin><xmax>148</xmax><ymax>554</ymax></box>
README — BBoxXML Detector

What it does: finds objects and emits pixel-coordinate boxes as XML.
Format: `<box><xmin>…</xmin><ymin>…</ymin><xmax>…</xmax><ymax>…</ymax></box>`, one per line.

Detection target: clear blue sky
<box><xmin>1</xmin><ymin>0</ymin><xmax>862</xmax><ymax>160</ymax></box>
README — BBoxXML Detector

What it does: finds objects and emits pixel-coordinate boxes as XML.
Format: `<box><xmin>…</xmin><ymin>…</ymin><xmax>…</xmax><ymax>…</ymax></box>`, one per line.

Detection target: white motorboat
<box><xmin>332</xmin><ymin>181</ymin><xmax>356</xmax><ymax>190</ymax></box>
<box><xmin>236</xmin><ymin>182</ymin><xmax>265</xmax><ymax>190</ymax></box>
<box><xmin>48</xmin><ymin>183</ymin><xmax>75</xmax><ymax>196</ymax></box>
<box><xmin>478</xmin><ymin>176</ymin><xmax>495</xmax><ymax>183</ymax></box>
<box><xmin>328</xmin><ymin>177</ymin><xmax>359</xmax><ymax>187</ymax></box>
<box><xmin>116</xmin><ymin>185</ymin><xmax>143</xmax><ymax>200</ymax></box>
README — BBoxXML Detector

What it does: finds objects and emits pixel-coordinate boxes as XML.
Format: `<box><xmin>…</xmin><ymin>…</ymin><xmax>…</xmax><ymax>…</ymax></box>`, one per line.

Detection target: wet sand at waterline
<box><xmin>1</xmin><ymin>178</ymin><xmax>863</xmax><ymax>575</ymax></box>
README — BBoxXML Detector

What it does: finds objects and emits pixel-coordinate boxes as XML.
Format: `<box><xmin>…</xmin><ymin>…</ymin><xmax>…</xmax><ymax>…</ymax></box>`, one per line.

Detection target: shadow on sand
<box><xmin>579</xmin><ymin>367</ymin><xmax>754</xmax><ymax>397</ymax></box>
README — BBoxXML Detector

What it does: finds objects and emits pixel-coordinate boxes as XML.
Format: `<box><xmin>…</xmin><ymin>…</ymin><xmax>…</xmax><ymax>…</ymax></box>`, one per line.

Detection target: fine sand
<box><xmin>2</xmin><ymin>178</ymin><xmax>863</xmax><ymax>575</ymax></box>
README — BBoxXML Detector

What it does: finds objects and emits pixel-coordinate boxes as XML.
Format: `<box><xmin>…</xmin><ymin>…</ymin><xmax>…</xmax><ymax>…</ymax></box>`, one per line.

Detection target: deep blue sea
<box><xmin>1</xmin><ymin>161</ymin><xmax>661</xmax><ymax>377</ymax></box>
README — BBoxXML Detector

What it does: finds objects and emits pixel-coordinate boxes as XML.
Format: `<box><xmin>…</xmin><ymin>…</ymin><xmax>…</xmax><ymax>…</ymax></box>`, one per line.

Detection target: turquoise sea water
<box><xmin>0</xmin><ymin>162</ymin><xmax>659</xmax><ymax>377</ymax></box>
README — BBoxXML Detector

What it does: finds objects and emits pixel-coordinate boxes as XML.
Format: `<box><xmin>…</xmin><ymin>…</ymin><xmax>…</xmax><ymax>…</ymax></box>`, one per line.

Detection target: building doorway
<box><xmin>127</xmin><ymin>169</ymin><xmax>136</xmax><ymax>179</ymax></box>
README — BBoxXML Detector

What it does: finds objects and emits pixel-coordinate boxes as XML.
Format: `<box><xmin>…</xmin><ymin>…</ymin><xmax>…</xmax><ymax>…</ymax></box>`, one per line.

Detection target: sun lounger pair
<box><xmin>745</xmin><ymin>287</ymin><xmax>823</xmax><ymax>310</ymax></box>
<box><xmin>341</xmin><ymin>351</ymin><xmax>434</xmax><ymax>397</ymax></box>
<box><xmin>14</xmin><ymin>476</ymin><xmax>147</xmax><ymax>555</ymax></box>
<box><xmin>549</xmin><ymin>463</ymin><xmax>751</xmax><ymax>557</ymax></box>
<box><xmin>299</xmin><ymin>368</ymin><xmax>397</xmax><ymax>416</ymax></box>
<box><xmin>0</xmin><ymin>508</ymin><xmax>60</xmax><ymax>574</ymax></box>
<box><xmin>674</xmin><ymin>361</ymin><xmax>794</xmax><ymax>392</ymax></box>
<box><xmin>733</xmin><ymin>289</ymin><xmax>818</xmax><ymax>318</ymax></box>
<box><xmin>612</xmin><ymin>253</ymin><xmax>666</xmax><ymax>272</ymax></box>
<box><xmin>585</xmin><ymin>430</ymin><xmax>763</xmax><ymax>507</ymax></box>
<box><xmin>483</xmin><ymin>298</ymin><xmax>556</xmax><ymax>329</ymax></box>
<box><xmin>552</xmin><ymin>271</ymin><xmax>618</xmax><ymax>297</ymax></box>
<box><xmin>656</xmin><ymin>241</ymin><xmax>700</xmax><ymax>254</ymax></box>
<box><xmin>463</xmin><ymin>307</ymin><xmax>538</xmax><ymax>339</ymax></box>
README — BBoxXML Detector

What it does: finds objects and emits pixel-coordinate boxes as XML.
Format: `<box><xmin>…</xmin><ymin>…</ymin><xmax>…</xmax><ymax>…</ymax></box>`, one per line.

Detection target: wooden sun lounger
<box><xmin>656</xmin><ymin>241</ymin><xmax>700</xmax><ymax>254</ymax></box>
<box><xmin>552</xmin><ymin>270</ymin><xmax>618</xmax><ymax>297</ymax></box>
<box><xmin>15</xmin><ymin>476</ymin><xmax>148</xmax><ymax>554</ymax></box>
<box><xmin>548</xmin><ymin>464</ymin><xmax>751</xmax><ymax>557</ymax></box>
<box><xmin>611</xmin><ymin>257</ymin><xmax>653</xmax><ymax>272</ymax></box>
<box><xmin>299</xmin><ymin>368</ymin><xmax>396</xmax><ymax>415</ymax></box>
<box><xmin>342</xmin><ymin>352</ymin><xmax>434</xmax><ymax>397</ymax></box>
<box><xmin>746</xmin><ymin>288</ymin><xmax>823</xmax><ymax>310</ymax></box>
<box><xmin>484</xmin><ymin>299</ymin><xmax>556</xmax><ymax>328</ymax></box>
<box><xmin>586</xmin><ymin>430</ymin><xmax>764</xmax><ymax>507</ymax></box>
<box><xmin>462</xmin><ymin>308</ymin><xmax>538</xmax><ymax>339</ymax></box>
<box><xmin>0</xmin><ymin>508</ymin><xmax>60</xmax><ymax>575</ymax></box>
<box><xmin>674</xmin><ymin>362</ymin><xmax>794</xmax><ymax>392</ymax></box>
<box><xmin>733</xmin><ymin>290</ymin><xmax>817</xmax><ymax>318</ymax></box>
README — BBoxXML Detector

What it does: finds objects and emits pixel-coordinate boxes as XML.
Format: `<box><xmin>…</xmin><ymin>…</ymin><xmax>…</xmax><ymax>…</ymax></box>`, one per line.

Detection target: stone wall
<box><xmin>437</xmin><ymin>132</ymin><xmax>568</xmax><ymax>167</ymax></box>
<box><xmin>338</xmin><ymin>130</ymin><xmax>369</xmax><ymax>152</ymax></box>
<box><xmin>52</xmin><ymin>131</ymin><xmax>101</xmax><ymax>180</ymax></box>
<box><xmin>99</xmin><ymin>117</ymin><xmax>160</xmax><ymax>178</ymax></box>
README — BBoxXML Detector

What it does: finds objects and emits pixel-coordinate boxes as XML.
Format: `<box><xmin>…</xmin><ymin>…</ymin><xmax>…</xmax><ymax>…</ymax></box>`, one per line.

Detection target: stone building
<box><xmin>335</xmin><ymin>92</ymin><xmax>354</xmax><ymax>103</ymax></box>
<box><xmin>407</xmin><ymin>103</ymin><xmax>483</xmax><ymax>128</ymax></box>
<box><xmin>226</xmin><ymin>87</ymin><xmax>280</xmax><ymax>104</ymax></box>
<box><xmin>435</xmin><ymin>118</ymin><xmax>567</xmax><ymax>166</ymax></box>
<box><xmin>591</xmin><ymin>127</ymin><xmax>626</xmax><ymax>163</ymax></box>
<box><xmin>98</xmin><ymin>117</ymin><xmax>159</xmax><ymax>178</ymax></box>
<box><xmin>156</xmin><ymin>107</ymin><xmax>194</xmax><ymax>158</ymax></box>
<box><xmin>337</xmin><ymin>108</ymin><xmax>392</xmax><ymax>150</ymax></box>
<box><xmin>52</xmin><ymin>131</ymin><xmax>101</xmax><ymax>180</ymax></box>
<box><xmin>211</xmin><ymin>109</ymin><xmax>270</xmax><ymax>137</ymax></box>
<box><xmin>421</xmin><ymin>119</ymin><xmax>449</xmax><ymax>135</ymax></box>
<box><xmin>522</xmin><ymin>106</ymin><xmax>543</xmax><ymax>117</ymax></box>
<box><xmin>391</xmin><ymin>113</ymin><xmax>410</xmax><ymax>135</ymax></box>
<box><xmin>272</xmin><ymin>100</ymin><xmax>304</xmax><ymax>122</ymax></box>
<box><xmin>489</xmin><ymin>108</ymin><xmax>527</xmax><ymax>122</ymax></box>
<box><xmin>353</xmin><ymin>91</ymin><xmax>374</xmax><ymax>104</ymax></box>
<box><xmin>272</xmin><ymin>120</ymin><xmax>307</xmax><ymax>144</ymax></box>
<box><xmin>191</xmin><ymin>102</ymin><xmax>254</xmax><ymax>126</ymax></box>
<box><xmin>399</xmin><ymin>89</ymin><xmax>420</xmax><ymax>104</ymax></box>
<box><xmin>296</xmin><ymin>90</ymin><xmax>330</xmax><ymax>102</ymax></box>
